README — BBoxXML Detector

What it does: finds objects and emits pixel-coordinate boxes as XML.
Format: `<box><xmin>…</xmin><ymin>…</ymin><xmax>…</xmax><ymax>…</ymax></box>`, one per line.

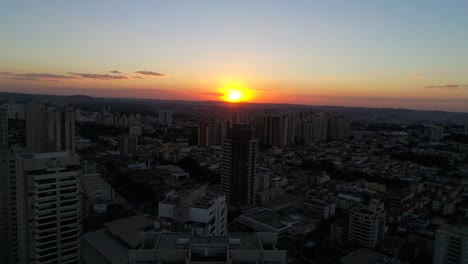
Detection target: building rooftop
<box><xmin>340</xmin><ymin>248</ymin><xmax>387</xmax><ymax>264</ymax></box>
<box><xmin>155</xmin><ymin>233</ymin><xmax>192</xmax><ymax>250</ymax></box>
<box><xmin>18</xmin><ymin>151</ymin><xmax>78</xmax><ymax>160</ymax></box>
<box><xmin>104</xmin><ymin>215</ymin><xmax>154</xmax><ymax>248</ymax></box>
<box><xmin>192</xmin><ymin>192</ymin><xmax>224</xmax><ymax>209</ymax></box>
<box><xmin>82</xmin><ymin>229</ymin><xmax>129</xmax><ymax>264</ymax></box>
<box><xmin>155</xmin><ymin>165</ymin><xmax>185</xmax><ymax>173</ymax></box>
<box><xmin>82</xmin><ymin>173</ymin><xmax>109</xmax><ymax>191</ymax></box>
<box><xmin>263</xmin><ymin>194</ymin><xmax>303</xmax><ymax>210</ymax></box>
<box><xmin>137</xmin><ymin>232</ymin><xmax>272</xmax><ymax>251</ymax></box>
<box><xmin>240</xmin><ymin>209</ymin><xmax>290</xmax><ymax>232</ymax></box>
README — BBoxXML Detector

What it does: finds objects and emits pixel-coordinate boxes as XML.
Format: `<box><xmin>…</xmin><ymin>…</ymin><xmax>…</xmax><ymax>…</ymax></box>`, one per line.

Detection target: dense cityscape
<box><xmin>0</xmin><ymin>94</ymin><xmax>467</xmax><ymax>264</ymax></box>
<box><xmin>2</xmin><ymin>1</ymin><xmax>468</xmax><ymax>263</ymax></box>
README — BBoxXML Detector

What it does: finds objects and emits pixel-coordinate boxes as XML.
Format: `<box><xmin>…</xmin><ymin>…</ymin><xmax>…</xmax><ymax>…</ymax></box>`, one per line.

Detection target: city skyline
<box><xmin>1</xmin><ymin>1</ymin><xmax>468</xmax><ymax>112</ymax></box>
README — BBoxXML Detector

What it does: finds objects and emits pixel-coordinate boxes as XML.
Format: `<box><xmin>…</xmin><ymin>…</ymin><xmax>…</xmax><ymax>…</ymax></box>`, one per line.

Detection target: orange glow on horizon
<box><xmin>220</xmin><ymin>81</ymin><xmax>253</xmax><ymax>103</ymax></box>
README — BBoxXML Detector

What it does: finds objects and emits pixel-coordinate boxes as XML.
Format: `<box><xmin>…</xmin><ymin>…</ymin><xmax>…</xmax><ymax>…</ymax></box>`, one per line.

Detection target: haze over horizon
<box><xmin>1</xmin><ymin>1</ymin><xmax>468</xmax><ymax>112</ymax></box>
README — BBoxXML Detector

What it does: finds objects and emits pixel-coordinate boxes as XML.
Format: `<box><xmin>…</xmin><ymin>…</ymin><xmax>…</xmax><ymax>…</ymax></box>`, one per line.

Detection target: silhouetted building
<box><xmin>118</xmin><ymin>134</ymin><xmax>138</xmax><ymax>154</ymax></box>
<box><xmin>434</xmin><ymin>224</ymin><xmax>468</xmax><ymax>264</ymax></box>
<box><xmin>198</xmin><ymin>121</ymin><xmax>216</xmax><ymax>147</ymax></box>
<box><xmin>159</xmin><ymin>109</ymin><xmax>172</xmax><ymax>126</ymax></box>
<box><xmin>328</xmin><ymin>115</ymin><xmax>351</xmax><ymax>140</ymax></box>
<box><xmin>26</xmin><ymin>101</ymin><xmax>49</xmax><ymax>153</ymax></box>
<box><xmin>197</xmin><ymin>120</ymin><xmax>227</xmax><ymax>147</ymax></box>
<box><xmin>26</xmin><ymin>101</ymin><xmax>76</xmax><ymax>153</ymax></box>
<box><xmin>3</xmin><ymin>103</ymin><xmax>25</xmax><ymax>120</ymax></box>
<box><xmin>221</xmin><ymin>124</ymin><xmax>257</xmax><ymax>209</ymax></box>
<box><xmin>0</xmin><ymin>106</ymin><xmax>12</xmax><ymax>263</ymax></box>
<box><xmin>16</xmin><ymin>152</ymin><xmax>82</xmax><ymax>264</ymax></box>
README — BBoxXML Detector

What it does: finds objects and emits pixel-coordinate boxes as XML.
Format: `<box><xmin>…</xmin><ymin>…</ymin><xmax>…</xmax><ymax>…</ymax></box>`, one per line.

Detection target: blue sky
<box><xmin>1</xmin><ymin>0</ymin><xmax>468</xmax><ymax>111</ymax></box>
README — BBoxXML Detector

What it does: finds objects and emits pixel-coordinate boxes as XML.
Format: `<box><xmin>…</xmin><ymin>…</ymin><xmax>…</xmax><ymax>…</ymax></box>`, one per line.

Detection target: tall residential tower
<box><xmin>220</xmin><ymin>124</ymin><xmax>257</xmax><ymax>210</ymax></box>
<box><xmin>0</xmin><ymin>106</ymin><xmax>11</xmax><ymax>263</ymax></box>
<box><xmin>16</xmin><ymin>152</ymin><xmax>82</xmax><ymax>264</ymax></box>
<box><xmin>434</xmin><ymin>224</ymin><xmax>468</xmax><ymax>264</ymax></box>
<box><xmin>26</xmin><ymin>101</ymin><xmax>76</xmax><ymax>153</ymax></box>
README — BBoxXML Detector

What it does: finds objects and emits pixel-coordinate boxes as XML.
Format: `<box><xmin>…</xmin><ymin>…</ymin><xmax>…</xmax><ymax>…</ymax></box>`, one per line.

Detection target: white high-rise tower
<box><xmin>16</xmin><ymin>152</ymin><xmax>82</xmax><ymax>264</ymax></box>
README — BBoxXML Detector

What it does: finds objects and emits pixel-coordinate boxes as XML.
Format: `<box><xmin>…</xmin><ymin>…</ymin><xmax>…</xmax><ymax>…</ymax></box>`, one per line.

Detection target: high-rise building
<box><xmin>47</xmin><ymin>106</ymin><xmax>63</xmax><ymax>151</ymax></box>
<box><xmin>7</xmin><ymin>148</ymin><xmax>19</xmax><ymax>263</ymax></box>
<box><xmin>158</xmin><ymin>109</ymin><xmax>173</xmax><ymax>126</ymax></box>
<box><xmin>1</xmin><ymin>145</ymin><xmax>24</xmax><ymax>264</ymax></box>
<box><xmin>197</xmin><ymin>120</ymin><xmax>226</xmax><ymax>147</ymax></box>
<box><xmin>26</xmin><ymin>101</ymin><xmax>76</xmax><ymax>153</ymax></box>
<box><xmin>0</xmin><ymin>109</ymin><xmax>20</xmax><ymax>264</ymax></box>
<box><xmin>0</xmin><ymin>106</ymin><xmax>11</xmax><ymax>263</ymax></box>
<box><xmin>26</xmin><ymin>101</ymin><xmax>49</xmax><ymax>153</ymax></box>
<box><xmin>348</xmin><ymin>205</ymin><xmax>387</xmax><ymax>248</ymax></box>
<box><xmin>16</xmin><ymin>151</ymin><xmax>82</xmax><ymax>264</ymax></box>
<box><xmin>3</xmin><ymin>103</ymin><xmax>25</xmax><ymax>120</ymax></box>
<box><xmin>304</xmin><ymin>112</ymin><xmax>329</xmax><ymax>143</ymax></box>
<box><xmin>159</xmin><ymin>184</ymin><xmax>227</xmax><ymax>236</ymax></box>
<box><xmin>62</xmin><ymin>106</ymin><xmax>76</xmax><ymax>152</ymax></box>
<box><xmin>434</xmin><ymin>224</ymin><xmax>468</xmax><ymax>264</ymax></box>
<box><xmin>328</xmin><ymin>115</ymin><xmax>351</xmax><ymax>140</ymax></box>
<box><xmin>220</xmin><ymin>124</ymin><xmax>257</xmax><ymax>209</ymax></box>
<box><xmin>254</xmin><ymin>111</ymin><xmax>296</xmax><ymax>147</ymax></box>
<box><xmin>118</xmin><ymin>134</ymin><xmax>138</xmax><ymax>154</ymax></box>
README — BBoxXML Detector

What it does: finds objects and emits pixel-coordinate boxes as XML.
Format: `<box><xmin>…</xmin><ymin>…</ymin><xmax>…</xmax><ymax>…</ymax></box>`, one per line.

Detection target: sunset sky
<box><xmin>1</xmin><ymin>1</ymin><xmax>468</xmax><ymax>112</ymax></box>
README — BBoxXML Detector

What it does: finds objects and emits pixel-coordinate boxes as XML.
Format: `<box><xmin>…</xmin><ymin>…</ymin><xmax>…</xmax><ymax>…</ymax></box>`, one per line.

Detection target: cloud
<box><xmin>255</xmin><ymin>88</ymin><xmax>270</xmax><ymax>92</ymax></box>
<box><xmin>5</xmin><ymin>71</ymin><xmax>133</xmax><ymax>81</ymax></box>
<box><xmin>132</xmin><ymin>76</ymin><xmax>143</xmax><ymax>79</ymax></box>
<box><xmin>109</xmin><ymin>70</ymin><xmax>122</xmax><ymax>74</ymax></box>
<box><xmin>135</xmin><ymin>71</ymin><xmax>165</xmax><ymax>76</ymax></box>
<box><xmin>11</xmin><ymin>77</ymin><xmax>59</xmax><ymax>82</ymax></box>
<box><xmin>424</xmin><ymin>85</ymin><xmax>463</xmax><ymax>90</ymax></box>
<box><xmin>201</xmin><ymin>92</ymin><xmax>223</xmax><ymax>96</ymax></box>
<box><xmin>67</xmin><ymin>72</ymin><xmax>129</xmax><ymax>80</ymax></box>
<box><xmin>10</xmin><ymin>73</ymin><xmax>78</xmax><ymax>81</ymax></box>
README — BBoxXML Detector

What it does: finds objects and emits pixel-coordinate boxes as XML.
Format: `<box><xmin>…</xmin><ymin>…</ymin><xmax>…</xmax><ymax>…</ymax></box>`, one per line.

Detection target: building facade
<box><xmin>26</xmin><ymin>101</ymin><xmax>76</xmax><ymax>153</ymax></box>
<box><xmin>159</xmin><ymin>109</ymin><xmax>173</xmax><ymax>126</ymax></box>
<box><xmin>221</xmin><ymin>124</ymin><xmax>257</xmax><ymax>209</ymax></box>
<box><xmin>434</xmin><ymin>224</ymin><xmax>468</xmax><ymax>264</ymax></box>
<box><xmin>348</xmin><ymin>205</ymin><xmax>387</xmax><ymax>248</ymax></box>
<box><xmin>159</xmin><ymin>184</ymin><xmax>227</xmax><ymax>236</ymax></box>
<box><xmin>118</xmin><ymin>134</ymin><xmax>138</xmax><ymax>154</ymax></box>
<box><xmin>16</xmin><ymin>152</ymin><xmax>82</xmax><ymax>264</ymax></box>
<box><xmin>128</xmin><ymin>232</ymin><xmax>286</xmax><ymax>264</ymax></box>
<box><xmin>0</xmin><ymin>106</ymin><xmax>11</xmax><ymax>263</ymax></box>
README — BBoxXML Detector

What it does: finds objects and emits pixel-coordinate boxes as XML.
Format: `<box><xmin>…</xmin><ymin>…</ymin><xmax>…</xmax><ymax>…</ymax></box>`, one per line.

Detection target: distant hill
<box><xmin>0</xmin><ymin>91</ymin><xmax>466</xmax><ymax>125</ymax></box>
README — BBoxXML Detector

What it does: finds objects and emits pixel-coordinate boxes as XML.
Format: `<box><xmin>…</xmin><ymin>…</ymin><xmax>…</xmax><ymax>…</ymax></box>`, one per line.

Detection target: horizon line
<box><xmin>0</xmin><ymin>90</ymin><xmax>467</xmax><ymax>115</ymax></box>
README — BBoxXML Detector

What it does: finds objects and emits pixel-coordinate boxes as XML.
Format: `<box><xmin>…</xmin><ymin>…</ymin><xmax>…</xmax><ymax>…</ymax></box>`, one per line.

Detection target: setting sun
<box><xmin>220</xmin><ymin>81</ymin><xmax>253</xmax><ymax>103</ymax></box>
<box><xmin>227</xmin><ymin>90</ymin><xmax>242</xmax><ymax>102</ymax></box>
